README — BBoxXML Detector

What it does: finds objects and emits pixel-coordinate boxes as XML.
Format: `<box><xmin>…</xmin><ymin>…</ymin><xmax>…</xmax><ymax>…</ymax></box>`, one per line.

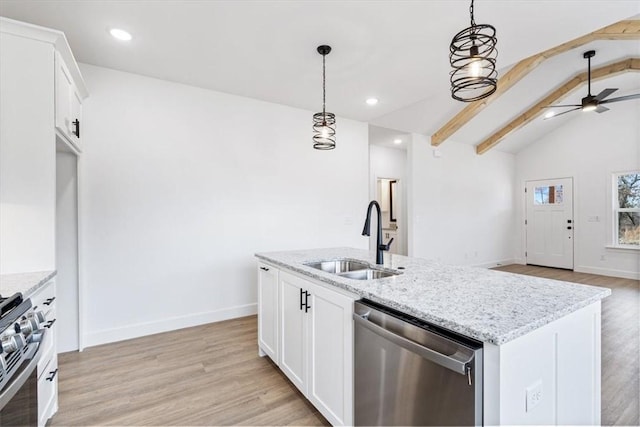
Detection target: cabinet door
<box><xmin>55</xmin><ymin>53</ymin><xmax>72</xmax><ymax>138</ymax></box>
<box><xmin>257</xmin><ymin>263</ymin><xmax>279</xmax><ymax>363</ymax></box>
<box><xmin>54</xmin><ymin>52</ymin><xmax>82</xmax><ymax>151</ymax></box>
<box><xmin>279</xmin><ymin>271</ymin><xmax>307</xmax><ymax>393</ymax></box>
<box><xmin>307</xmin><ymin>284</ymin><xmax>354</xmax><ymax>426</ymax></box>
<box><xmin>69</xmin><ymin>87</ymin><xmax>82</xmax><ymax>149</ymax></box>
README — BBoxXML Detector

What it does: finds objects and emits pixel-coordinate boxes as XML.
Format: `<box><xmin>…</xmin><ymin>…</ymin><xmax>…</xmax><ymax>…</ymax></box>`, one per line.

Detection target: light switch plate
<box><xmin>526</xmin><ymin>380</ymin><xmax>543</xmax><ymax>412</ymax></box>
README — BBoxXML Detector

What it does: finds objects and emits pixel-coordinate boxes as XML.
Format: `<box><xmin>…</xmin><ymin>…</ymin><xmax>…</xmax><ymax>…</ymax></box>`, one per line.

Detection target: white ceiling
<box><xmin>1</xmin><ymin>1</ymin><xmax>638</xmax><ymax>153</ymax></box>
<box><xmin>369</xmin><ymin>125</ymin><xmax>409</xmax><ymax>151</ymax></box>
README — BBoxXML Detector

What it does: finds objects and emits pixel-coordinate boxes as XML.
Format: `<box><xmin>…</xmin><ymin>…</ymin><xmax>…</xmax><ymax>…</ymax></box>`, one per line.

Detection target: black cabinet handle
<box><xmin>72</xmin><ymin>119</ymin><xmax>80</xmax><ymax>138</ymax></box>
<box><xmin>567</xmin><ymin>226</ymin><xmax>572</xmax><ymax>230</ymax></box>
<box><xmin>259</xmin><ymin>266</ymin><xmax>269</xmax><ymax>272</ymax></box>
<box><xmin>299</xmin><ymin>288</ymin><xmax>304</xmax><ymax>311</ymax></box>
<box><xmin>304</xmin><ymin>291</ymin><xmax>311</xmax><ymax>313</ymax></box>
<box><xmin>43</xmin><ymin>297</ymin><xmax>56</xmax><ymax>306</ymax></box>
<box><xmin>46</xmin><ymin>368</ymin><xmax>58</xmax><ymax>381</ymax></box>
<box><xmin>44</xmin><ymin>319</ymin><xmax>56</xmax><ymax>329</ymax></box>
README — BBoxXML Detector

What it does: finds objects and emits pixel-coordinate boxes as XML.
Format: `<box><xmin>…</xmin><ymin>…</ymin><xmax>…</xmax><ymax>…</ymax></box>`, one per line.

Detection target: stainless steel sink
<box><xmin>305</xmin><ymin>259</ymin><xmax>401</xmax><ymax>280</ymax></box>
<box><xmin>340</xmin><ymin>269</ymin><xmax>398</xmax><ymax>280</ymax></box>
<box><xmin>305</xmin><ymin>259</ymin><xmax>369</xmax><ymax>274</ymax></box>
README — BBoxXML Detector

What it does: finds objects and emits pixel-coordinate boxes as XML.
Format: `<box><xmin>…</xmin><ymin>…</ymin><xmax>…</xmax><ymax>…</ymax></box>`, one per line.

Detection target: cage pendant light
<box><xmin>313</xmin><ymin>45</ymin><xmax>336</xmax><ymax>150</ymax></box>
<box><xmin>449</xmin><ymin>0</ymin><xmax>498</xmax><ymax>102</ymax></box>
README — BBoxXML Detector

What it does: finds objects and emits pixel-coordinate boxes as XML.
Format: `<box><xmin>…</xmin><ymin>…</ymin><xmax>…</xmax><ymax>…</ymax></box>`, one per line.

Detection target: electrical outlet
<box><xmin>526</xmin><ymin>380</ymin><xmax>543</xmax><ymax>412</ymax></box>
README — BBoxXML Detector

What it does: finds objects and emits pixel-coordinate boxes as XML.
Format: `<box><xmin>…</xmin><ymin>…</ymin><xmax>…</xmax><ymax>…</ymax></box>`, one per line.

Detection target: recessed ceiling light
<box><xmin>393</xmin><ymin>139</ymin><xmax>402</xmax><ymax>144</ymax></box>
<box><xmin>366</xmin><ymin>98</ymin><xmax>379</xmax><ymax>106</ymax></box>
<box><xmin>109</xmin><ymin>28</ymin><xmax>132</xmax><ymax>41</ymax></box>
<box><xmin>544</xmin><ymin>111</ymin><xmax>555</xmax><ymax>119</ymax></box>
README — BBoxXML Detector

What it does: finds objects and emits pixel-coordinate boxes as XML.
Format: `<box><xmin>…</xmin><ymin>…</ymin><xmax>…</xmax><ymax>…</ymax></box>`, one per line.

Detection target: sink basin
<box><xmin>305</xmin><ymin>259</ymin><xmax>402</xmax><ymax>280</ymax></box>
<box><xmin>340</xmin><ymin>269</ymin><xmax>399</xmax><ymax>280</ymax></box>
<box><xmin>305</xmin><ymin>259</ymin><xmax>369</xmax><ymax>274</ymax></box>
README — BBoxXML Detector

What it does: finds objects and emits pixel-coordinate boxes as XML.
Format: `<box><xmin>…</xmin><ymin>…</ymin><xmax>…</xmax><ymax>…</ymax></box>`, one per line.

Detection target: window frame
<box><xmin>612</xmin><ymin>171</ymin><xmax>640</xmax><ymax>249</ymax></box>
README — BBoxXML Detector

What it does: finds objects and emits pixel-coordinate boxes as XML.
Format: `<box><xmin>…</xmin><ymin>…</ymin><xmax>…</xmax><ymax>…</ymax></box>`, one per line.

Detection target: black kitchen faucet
<box><xmin>362</xmin><ymin>200</ymin><xmax>394</xmax><ymax>265</ymax></box>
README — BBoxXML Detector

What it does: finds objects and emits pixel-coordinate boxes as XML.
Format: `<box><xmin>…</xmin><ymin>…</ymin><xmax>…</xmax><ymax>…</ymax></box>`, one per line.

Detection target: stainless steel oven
<box><xmin>0</xmin><ymin>294</ymin><xmax>47</xmax><ymax>426</ymax></box>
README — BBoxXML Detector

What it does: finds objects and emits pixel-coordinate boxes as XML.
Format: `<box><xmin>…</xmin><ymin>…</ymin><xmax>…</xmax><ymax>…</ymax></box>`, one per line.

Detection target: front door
<box><xmin>525</xmin><ymin>178</ymin><xmax>574</xmax><ymax>269</ymax></box>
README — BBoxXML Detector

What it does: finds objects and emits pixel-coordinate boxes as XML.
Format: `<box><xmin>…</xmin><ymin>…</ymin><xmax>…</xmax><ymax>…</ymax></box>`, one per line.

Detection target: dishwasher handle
<box><xmin>353</xmin><ymin>312</ymin><xmax>474</xmax><ymax>375</ymax></box>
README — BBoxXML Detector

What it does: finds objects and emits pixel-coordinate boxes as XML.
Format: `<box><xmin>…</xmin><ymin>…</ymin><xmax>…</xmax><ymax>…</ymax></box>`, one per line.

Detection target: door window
<box><xmin>534</xmin><ymin>184</ymin><xmax>564</xmax><ymax>205</ymax></box>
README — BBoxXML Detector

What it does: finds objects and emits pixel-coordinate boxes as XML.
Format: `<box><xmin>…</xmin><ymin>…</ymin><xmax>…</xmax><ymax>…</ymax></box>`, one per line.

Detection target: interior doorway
<box><xmin>525</xmin><ymin>177</ymin><xmax>574</xmax><ymax>269</ymax></box>
<box><xmin>374</xmin><ymin>178</ymin><xmax>404</xmax><ymax>255</ymax></box>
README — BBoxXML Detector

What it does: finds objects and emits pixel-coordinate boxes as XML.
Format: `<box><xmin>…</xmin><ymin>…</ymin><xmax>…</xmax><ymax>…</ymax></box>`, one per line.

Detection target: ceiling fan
<box><xmin>543</xmin><ymin>50</ymin><xmax>640</xmax><ymax>119</ymax></box>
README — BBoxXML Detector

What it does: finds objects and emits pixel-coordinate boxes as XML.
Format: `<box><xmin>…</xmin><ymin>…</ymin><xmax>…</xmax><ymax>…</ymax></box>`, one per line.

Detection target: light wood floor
<box><xmin>51</xmin><ymin>266</ymin><xmax>638</xmax><ymax>426</ymax></box>
<box><xmin>493</xmin><ymin>264</ymin><xmax>639</xmax><ymax>426</ymax></box>
<box><xmin>50</xmin><ymin>315</ymin><xmax>329</xmax><ymax>426</ymax></box>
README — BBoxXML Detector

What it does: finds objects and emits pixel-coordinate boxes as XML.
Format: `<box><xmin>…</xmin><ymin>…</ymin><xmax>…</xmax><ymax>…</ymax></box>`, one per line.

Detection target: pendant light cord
<box><xmin>322</xmin><ymin>53</ymin><xmax>326</xmax><ymax>115</ymax></box>
<box><xmin>469</xmin><ymin>0</ymin><xmax>476</xmax><ymax>27</ymax></box>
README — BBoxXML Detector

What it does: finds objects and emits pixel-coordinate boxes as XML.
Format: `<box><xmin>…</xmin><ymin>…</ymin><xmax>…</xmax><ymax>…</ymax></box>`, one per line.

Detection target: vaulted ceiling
<box><xmin>1</xmin><ymin>1</ymin><xmax>638</xmax><ymax>153</ymax></box>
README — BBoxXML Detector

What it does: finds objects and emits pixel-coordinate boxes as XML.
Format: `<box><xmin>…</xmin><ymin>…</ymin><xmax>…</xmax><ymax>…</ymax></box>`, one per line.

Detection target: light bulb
<box><xmin>469</xmin><ymin>59</ymin><xmax>481</xmax><ymax>78</ymax></box>
<box><xmin>320</xmin><ymin>126</ymin><xmax>330</xmax><ymax>138</ymax></box>
<box><xmin>582</xmin><ymin>105</ymin><xmax>597</xmax><ymax>112</ymax></box>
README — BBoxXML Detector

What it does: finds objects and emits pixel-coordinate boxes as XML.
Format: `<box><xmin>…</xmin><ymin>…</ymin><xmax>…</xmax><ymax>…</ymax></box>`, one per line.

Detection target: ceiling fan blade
<box><xmin>600</xmin><ymin>93</ymin><xmax>640</xmax><ymax>104</ymax></box>
<box><xmin>594</xmin><ymin>88</ymin><xmax>618</xmax><ymax>101</ymax></box>
<box><xmin>542</xmin><ymin>104</ymin><xmax>581</xmax><ymax>108</ymax></box>
<box><xmin>595</xmin><ymin>105</ymin><xmax>609</xmax><ymax>113</ymax></box>
<box><xmin>544</xmin><ymin>107</ymin><xmax>581</xmax><ymax>119</ymax></box>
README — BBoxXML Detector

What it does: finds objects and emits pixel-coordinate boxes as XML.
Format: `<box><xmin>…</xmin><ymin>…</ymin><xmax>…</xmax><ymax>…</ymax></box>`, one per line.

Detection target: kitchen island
<box><xmin>255</xmin><ymin>247</ymin><xmax>610</xmax><ymax>426</ymax></box>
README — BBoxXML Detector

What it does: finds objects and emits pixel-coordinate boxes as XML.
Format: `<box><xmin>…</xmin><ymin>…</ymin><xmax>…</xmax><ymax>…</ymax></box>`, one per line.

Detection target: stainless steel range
<box><xmin>0</xmin><ymin>293</ymin><xmax>51</xmax><ymax>426</ymax></box>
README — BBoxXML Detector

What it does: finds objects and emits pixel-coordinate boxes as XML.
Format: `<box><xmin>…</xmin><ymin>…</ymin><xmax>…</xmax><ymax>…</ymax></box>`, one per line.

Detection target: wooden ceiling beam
<box><xmin>431</xmin><ymin>19</ymin><xmax>640</xmax><ymax>147</ymax></box>
<box><xmin>475</xmin><ymin>58</ymin><xmax>640</xmax><ymax>155</ymax></box>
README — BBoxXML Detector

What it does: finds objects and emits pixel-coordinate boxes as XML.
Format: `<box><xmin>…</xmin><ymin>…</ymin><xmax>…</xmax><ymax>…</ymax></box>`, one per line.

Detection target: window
<box><xmin>614</xmin><ymin>172</ymin><xmax>640</xmax><ymax>247</ymax></box>
<box><xmin>534</xmin><ymin>184</ymin><xmax>564</xmax><ymax>205</ymax></box>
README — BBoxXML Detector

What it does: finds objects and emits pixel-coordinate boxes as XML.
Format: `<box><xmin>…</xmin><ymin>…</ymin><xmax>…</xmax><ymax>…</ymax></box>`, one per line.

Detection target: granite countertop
<box><xmin>0</xmin><ymin>271</ymin><xmax>56</xmax><ymax>298</ymax></box>
<box><xmin>255</xmin><ymin>247</ymin><xmax>611</xmax><ymax>345</ymax></box>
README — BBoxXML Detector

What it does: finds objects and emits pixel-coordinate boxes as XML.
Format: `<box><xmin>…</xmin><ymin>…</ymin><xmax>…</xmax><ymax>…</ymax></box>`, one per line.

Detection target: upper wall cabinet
<box><xmin>55</xmin><ymin>52</ymin><xmax>83</xmax><ymax>151</ymax></box>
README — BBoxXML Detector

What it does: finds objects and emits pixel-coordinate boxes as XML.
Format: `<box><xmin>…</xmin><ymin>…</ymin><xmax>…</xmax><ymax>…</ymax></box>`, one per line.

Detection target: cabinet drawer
<box><xmin>38</xmin><ymin>354</ymin><xmax>58</xmax><ymax>427</ymax></box>
<box><xmin>37</xmin><ymin>322</ymin><xmax>56</xmax><ymax>379</ymax></box>
<box><xmin>31</xmin><ymin>280</ymin><xmax>56</xmax><ymax>315</ymax></box>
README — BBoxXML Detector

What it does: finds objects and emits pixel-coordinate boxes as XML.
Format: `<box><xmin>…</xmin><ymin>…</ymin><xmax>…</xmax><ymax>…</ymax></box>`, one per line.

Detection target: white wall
<box><xmin>0</xmin><ymin>34</ymin><xmax>55</xmax><ymax>274</ymax></box>
<box><xmin>408</xmin><ymin>134</ymin><xmax>516</xmax><ymax>267</ymax></box>
<box><xmin>369</xmin><ymin>144</ymin><xmax>407</xmax><ymax>254</ymax></box>
<box><xmin>515</xmin><ymin>100</ymin><xmax>640</xmax><ymax>279</ymax></box>
<box><xmin>79</xmin><ymin>64</ymin><xmax>369</xmax><ymax>347</ymax></box>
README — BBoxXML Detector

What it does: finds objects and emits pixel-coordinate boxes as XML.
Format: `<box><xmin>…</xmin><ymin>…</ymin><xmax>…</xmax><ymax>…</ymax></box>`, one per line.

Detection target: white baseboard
<box><xmin>473</xmin><ymin>258</ymin><xmax>518</xmax><ymax>268</ymax></box>
<box><xmin>575</xmin><ymin>265</ymin><xmax>640</xmax><ymax>280</ymax></box>
<box><xmin>84</xmin><ymin>303</ymin><xmax>257</xmax><ymax>348</ymax></box>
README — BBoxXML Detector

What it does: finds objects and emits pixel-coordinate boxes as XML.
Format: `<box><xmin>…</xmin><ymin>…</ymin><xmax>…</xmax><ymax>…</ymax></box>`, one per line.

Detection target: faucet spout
<box><xmin>362</xmin><ymin>200</ymin><xmax>388</xmax><ymax>265</ymax></box>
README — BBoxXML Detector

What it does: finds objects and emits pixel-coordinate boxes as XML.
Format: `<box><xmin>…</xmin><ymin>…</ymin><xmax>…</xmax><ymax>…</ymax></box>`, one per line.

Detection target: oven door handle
<box><xmin>0</xmin><ymin>346</ymin><xmax>41</xmax><ymax>410</ymax></box>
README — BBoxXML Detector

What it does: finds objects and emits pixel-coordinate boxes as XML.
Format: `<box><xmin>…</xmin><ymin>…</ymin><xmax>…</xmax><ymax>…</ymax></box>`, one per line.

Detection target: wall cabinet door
<box><xmin>257</xmin><ymin>263</ymin><xmax>279</xmax><ymax>363</ymax></box>
<box><xmin>307</xmin><ymin>283</ymin><xmax>354</xmax><ymax>426</ymax></box>
<box><xmin>55</xmin><ymin>52</ymin><xmax>82</xmax><ymax>151</ymax></box>
<box><xmin>279</xmin><ymin>271</ymin><xmax>307</xmax><ymax>393</ymax></box>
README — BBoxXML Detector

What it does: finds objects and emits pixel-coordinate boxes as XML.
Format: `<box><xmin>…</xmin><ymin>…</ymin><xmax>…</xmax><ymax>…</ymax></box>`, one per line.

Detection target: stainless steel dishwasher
<box><xmin>354</xmin><ymin>300</ymin><xmax>483</xmax><ymax>426</ymax></box>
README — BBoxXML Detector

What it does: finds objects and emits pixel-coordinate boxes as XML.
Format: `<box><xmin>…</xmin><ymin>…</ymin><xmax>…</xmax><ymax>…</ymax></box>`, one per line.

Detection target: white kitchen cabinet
<box><xmin>55</xmin><ymin>51</ymin><xmax>83</xmax><ymax>151</ymax></box>
<box><xmin>277</xmin><ymin>269</ymin><xmax>355</xmax><ymax>426</ymax></box>
<box><xmin>257</xmin><ymin>263</ymin><xmax>279</xmax><ymax>363</ymax></box>
<box><xmin>30</xmin><ymin>279</ymin><xmax>58</xmax><ymax>427</ymax></box>
<box><xmin>278</xmin><ymin>271</ymin><xmax>307</xmax><ymax>391</ymax></box>
<box><xmin>306</xmin><ymin>280</ymin><xmax>354</xmax><ymax>426</ymax></box>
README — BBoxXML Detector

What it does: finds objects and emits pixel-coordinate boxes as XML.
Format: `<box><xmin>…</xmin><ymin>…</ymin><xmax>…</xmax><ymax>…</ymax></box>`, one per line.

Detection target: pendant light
<box><xmin>449</xmin><ymin>0</ymin><xmax>498</xmax><ymax>102</ymax></box>
<box><xmin>313</xmin><ymin>45</ymin><xmax>336</xmax><ymax>150</ymax></box>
